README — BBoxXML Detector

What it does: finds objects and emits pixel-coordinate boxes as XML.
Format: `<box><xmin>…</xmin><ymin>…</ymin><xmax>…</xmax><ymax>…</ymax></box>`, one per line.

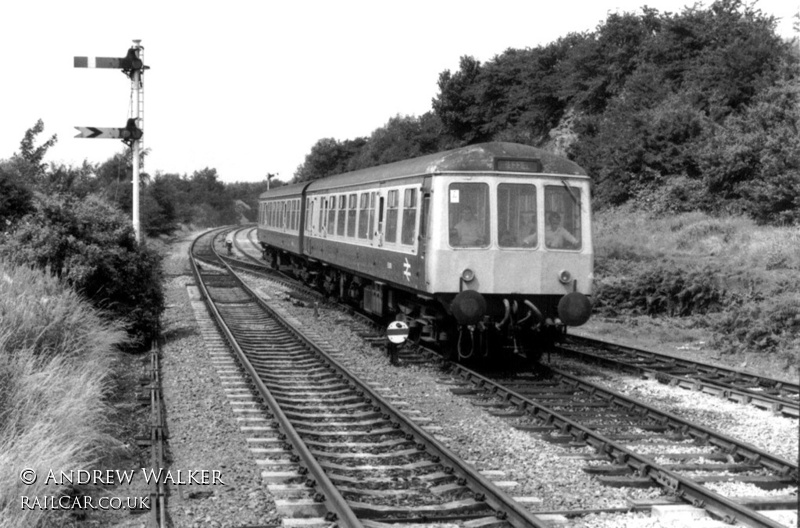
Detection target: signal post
<box><xmin>74</xmin><ymin>41</ymin><xmax>146</xmax><ymax>243</ymax></box>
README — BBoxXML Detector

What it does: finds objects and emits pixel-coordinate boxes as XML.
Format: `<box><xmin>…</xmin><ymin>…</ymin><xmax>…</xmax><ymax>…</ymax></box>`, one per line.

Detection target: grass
<box><xmin>587</xmin><ymin>208</ymin><xmax>800</xmax><ymax>380</ymax></box>
<box><xmin>0</xmin><ymin>261</ymin><xmax>128</xmax><ymax>528</ymax></box>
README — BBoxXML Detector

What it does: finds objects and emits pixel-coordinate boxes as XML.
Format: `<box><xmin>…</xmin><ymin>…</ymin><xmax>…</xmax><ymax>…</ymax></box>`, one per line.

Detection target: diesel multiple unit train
<box><xmin>257</xmin><ymin>142</ymin><xmax>592</xmax><ymax>363</ymax></box>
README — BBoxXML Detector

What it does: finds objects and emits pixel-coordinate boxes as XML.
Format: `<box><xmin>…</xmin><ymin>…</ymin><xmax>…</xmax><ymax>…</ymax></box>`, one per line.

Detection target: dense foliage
<box><xmin>433</xmin><ymin>1</ymin><xmax>798</xmax><ymax>224</ymax></box>
<box><xmin>0</xmin><ymin>193</ymin><xmax>164</xmax><ymax>346</ymax></box>
<box><xmin>0</xmin><ymin>123</ymin><xmax>165</xmax><ymax>347</ymax></box>
<box><xmin>294</xmin><ymin>0</ymin><xmax>797</xmax><ymax>225</ymax></box>
<box><xmin>293</xmin><ymin>113</ymin><xmax>457</xmax><ymax>182</ymax></box>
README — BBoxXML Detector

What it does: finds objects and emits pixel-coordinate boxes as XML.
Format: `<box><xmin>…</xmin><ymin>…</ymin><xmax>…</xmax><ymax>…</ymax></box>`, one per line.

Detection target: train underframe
<box><xmin>263</xmin><ymin>245</ymin><xmax>584</xmax><ymax>365</ymax></box>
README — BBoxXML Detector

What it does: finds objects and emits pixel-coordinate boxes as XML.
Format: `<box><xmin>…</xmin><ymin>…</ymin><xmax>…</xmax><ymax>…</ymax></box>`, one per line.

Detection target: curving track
<box><xmin>190</xmin><ymin>228</ymin><xmax>553</xmax><ymax>528</ymax></box>
<box><xmin>210</xmin><ymin>226</ymin><xmax>798</xmax><ymax>527</ymax></box>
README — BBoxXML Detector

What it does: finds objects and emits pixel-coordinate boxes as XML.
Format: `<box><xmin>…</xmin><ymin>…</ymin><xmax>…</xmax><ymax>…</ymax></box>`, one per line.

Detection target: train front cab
<box><xmin>426</xmin><ymin>173</ymin><xmax>593</xmax><ymax>362</ymax></box>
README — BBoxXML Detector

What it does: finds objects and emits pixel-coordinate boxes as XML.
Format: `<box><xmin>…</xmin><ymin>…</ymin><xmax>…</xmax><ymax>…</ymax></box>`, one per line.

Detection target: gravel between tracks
<box><xmin>159</xmin><ymin>233</ymin><xmax>796</xmax><ymax>528</ymax></box>
<box><xmin>157</xmin><ymin>233</ymin><xmax>278</xmax><ymax>528</ymax></box>
<box><xmin>238</xmin><ymin>269</ymin><xmax>798</xmax><ymax>528</ymax></box>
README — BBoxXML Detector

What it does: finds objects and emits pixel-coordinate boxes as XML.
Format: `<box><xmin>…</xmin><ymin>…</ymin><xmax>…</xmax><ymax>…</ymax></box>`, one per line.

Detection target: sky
<box><xmin>1</xmin><ymin>1</ymin><xmax>796</xmax><ymax>185</ymax></box>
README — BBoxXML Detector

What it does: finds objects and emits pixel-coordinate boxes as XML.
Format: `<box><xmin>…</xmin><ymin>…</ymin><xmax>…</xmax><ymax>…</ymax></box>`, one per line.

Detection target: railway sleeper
<box><xmin>329</xmin><ymin>470</ymin><xmax>453</xmax><ymax>487</ymax></box>
<box><xmin>686</xmin><ymin>475</ymin><xmax>797</xmax><ymax>489</ymax></box>
<box><xmin>347</xmin><ymin>498</ymin><xmax>491</xmax><ymax>518</ymax></box>
<box><xmin>320</xmin><ymin>459</ymin><xmax>439</xmax><ymax>473</ymax></box>
<box><xmin>730</xmin><ymin>494</ymin><xmax>800</xmax><ymax>510</ymax></box>
<box><xmin>584</xmin><ymin>463</ymin><xmax>763</xmax><ymax>476</ymax></box>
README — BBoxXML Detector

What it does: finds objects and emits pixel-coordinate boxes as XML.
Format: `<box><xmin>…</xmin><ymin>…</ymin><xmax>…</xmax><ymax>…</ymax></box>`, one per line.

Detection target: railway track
<box><xmin>442</xmin><ymin>362</ymin><xmax>798</xmax><ymax>527</ymax></box>
<box><xmin>190</xmin><ymin>229</ymin><xmax>554</xmax><ymax>528</ymax></box>
<box><xmin>229</xmin><ymin>225</ymin><xmax>799</xmax><ymax>419</ymax></box>
<box><xmin>213</xmin><ymin>226</ymin><xmax>798</xmax><ymax>526</ymax></box>
<box><xmin>556</xmin><ymin>335</ymin><xmax>799</xmax><ymax>418</ymax></box>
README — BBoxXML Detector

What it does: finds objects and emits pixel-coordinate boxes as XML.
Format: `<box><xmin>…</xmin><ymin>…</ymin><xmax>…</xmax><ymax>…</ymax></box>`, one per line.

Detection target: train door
<box><xmin>376</xmin><ymin>194</ymin><xmax>385</xmax><ymax>247</ymax></box>
<box><xmin>419</xmin><ymin>176</ymin><xmax>432</xmax><ymax>261</ymax></box>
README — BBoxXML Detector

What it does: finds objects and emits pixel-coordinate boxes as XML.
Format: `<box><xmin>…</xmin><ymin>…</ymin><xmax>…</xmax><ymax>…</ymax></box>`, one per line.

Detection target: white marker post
<box><xmin>386</xmin><ymin>321</ymin><xmax>409</xmax><ymax>365</ymax></box>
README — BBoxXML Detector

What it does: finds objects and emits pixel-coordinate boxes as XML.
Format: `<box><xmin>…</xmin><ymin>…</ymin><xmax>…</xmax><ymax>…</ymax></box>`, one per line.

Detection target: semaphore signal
<box><xmin>74</xmin><ymin>41</ymin><xmax>147</xmax><ymax>244</ymax></box>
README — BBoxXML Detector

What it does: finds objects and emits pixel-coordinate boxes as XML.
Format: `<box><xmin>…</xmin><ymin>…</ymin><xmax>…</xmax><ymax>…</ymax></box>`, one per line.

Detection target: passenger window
<box><xmin>544</xmin><ymin>185</ymin><xmax>582</xmax><ymax>250</ymax></box>
<box><xmin>498</xmin><ymin>184</ymin><xmax>537</xmax><ymax>248</ymax></box>
<box><xmin>357</xmin><ymin>193</ymin><xmax>369</xmax><ymax>239</ymax></box>
<box><xmin>401</xmin><ymin>188</ymin><xmax>417</xmax><ymax>245</ymax></box>
<box><xmin>326</xmin><ymin>197</ymin><xmax>336</xmax><ymax>234</ymax></box>
<box><xmin>368</xmin><ymin>192</ymin><xmax>376</xmax><ymax>240</ymax></box>
<box><xmin>347</xmin><ymin>194</ymin><xmax>357</xmax><ymax>237</ymax></box>
<box><xmin>385</xmin><ymin>190</ymin><xmax>399</xmax><ymax>243</ymax></box>
<box><xmin>334</xmin><ymin>196</ymin><xmax>344</xmax><ymax>236</ymax></box>
<box><xmin>448</xmin><ymin>183</ymin><xmax>489</xmax><ymax>248</ymax></box>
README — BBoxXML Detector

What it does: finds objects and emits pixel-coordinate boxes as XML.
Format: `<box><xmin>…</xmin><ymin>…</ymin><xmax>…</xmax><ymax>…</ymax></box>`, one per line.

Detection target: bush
<box><xmin>593</xmin><ymin>259</ymin><xmax>726</xmax><ymax>317</ymax></box>
<box><xmin>0</xmin><ymin>163</ymin><xmax>34</xmax><ymax>230</ymax></box>
<box><xmin>709</xmin><ymin>293</ymin><xmax>800</xmax><ymax>357</ymax></box>
<box><xmin>0</xmin><ymin>194</ymin><xmax>164</xmax><ymax>347</ymax></box>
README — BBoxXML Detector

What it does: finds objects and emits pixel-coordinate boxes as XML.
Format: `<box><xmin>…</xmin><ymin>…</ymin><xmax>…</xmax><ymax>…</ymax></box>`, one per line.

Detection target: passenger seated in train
<box><xmin>545</xmin><ymin>212</ymin><xmax>578</xmax><ymax>249</ymax></box>
<box><xmin>516</xmin><ymin>210</ymin><xmax>538</xmax><ymax>247</ymax></box>
<box><xmin>451</xmin><ymin>206</ymin><xmax>483</xmax><ymax>246</ymax></box>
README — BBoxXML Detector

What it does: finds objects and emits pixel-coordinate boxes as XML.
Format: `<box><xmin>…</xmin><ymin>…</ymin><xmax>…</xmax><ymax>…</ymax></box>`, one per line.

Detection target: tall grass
<box><xmin>0</xmin><ymin>261</ymin><xmax>128</xmax><ymax>527</ymax></box>
<box><xmin>594</xmin><ymin>208</ymin><xmax>800</xmax><ymax>272</ymax></box>
<box><xmin>592</xmin><ymin>209</ymin><xmax>800</xmax><ymax>368</ymax></box>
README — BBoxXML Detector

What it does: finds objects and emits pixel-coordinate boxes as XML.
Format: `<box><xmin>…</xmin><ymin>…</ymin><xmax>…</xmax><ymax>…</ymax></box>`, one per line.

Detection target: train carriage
<box><xmin>258</xmin><ymin>142</ymin><xmax>593</xmax><ymax>363</ymax></box>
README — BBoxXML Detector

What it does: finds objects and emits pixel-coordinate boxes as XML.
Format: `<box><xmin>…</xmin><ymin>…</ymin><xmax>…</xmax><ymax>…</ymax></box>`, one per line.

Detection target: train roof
<box><xmin>259</xmin><ymin>181</ymin><xmax>309</xmax><ymax>199</ymax></box>
<box><xmin>260</xmin><ymin>142</ymin><xmax>587</xmax><ymax>199</ymax></box>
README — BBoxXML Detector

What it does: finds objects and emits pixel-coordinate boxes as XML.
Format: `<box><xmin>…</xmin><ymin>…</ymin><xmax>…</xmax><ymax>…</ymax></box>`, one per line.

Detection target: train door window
<box><xmin>498</xmin><ymin>183</ymin><xmax>538</xmax><ymax>248</ymax></box>
<box><xmin>327</xmin><ymin>196</ymin><xmax>336</xmax><ymax>235</ymax></box>
<box><xmin>401</xmin><ymin>188</ymin><xmax>417</xmax><ymax>246</ymax></box>
<box><xmin>336</xmin><ymin>195</ymin><xmax>346</xmax><ymax>236</ymax></box>
<box><xmin>306</xmin><ymin>199</ymin><xmax>313</xmax><ymax>233</ymax></box>
<box><xmin>347</xmin><ymin>194</ymin><xmax>357</xmax><ymax>237</ymax></box>
<box><xmin>282</xmin><ymin>201</ymin><xmax>288</xmax><ymax>229</ymax></box>
<box><xmin>544</xmin><ymin>184</ymin><xmax>582</xmax><ymax>250</ymax></box>
<box><xmin>358</xmin><ymin>193</ymin><xmax>369</xmax><ymax>239</ymax></box>
<box><xmin>448</xmin><ymin>183</ymin><xmax>489</xmax><ymax>248</ymax></box>
<box><xmin>289</xmin><ymin>200</ymin><xmax>295</xmax><ymax>230</ymax></box>
<box><xmin>368</xmin><ymin>192</ymin><xmax>376</xmax><ymax>240</ymax></box>
<box><xmin>385</xmin><ymin>190</ymin><xmax>399</xmax><ymax>243</ymax></box>
<box><xmin>318</xmin><ymin>199</ymin><xmax>324</xmax><ymax>233</ymax></box>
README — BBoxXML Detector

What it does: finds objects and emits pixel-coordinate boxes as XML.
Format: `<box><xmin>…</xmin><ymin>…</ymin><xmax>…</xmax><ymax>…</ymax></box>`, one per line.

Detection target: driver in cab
<box><xmin>452</xmin><ymin>206</ymin><xmax>483</xmax><ymax>246</ymax></box>
<box><xmin>545</xmin><ymin>212</ymin><xmax>578</xmax><ymax>249</ymax></box>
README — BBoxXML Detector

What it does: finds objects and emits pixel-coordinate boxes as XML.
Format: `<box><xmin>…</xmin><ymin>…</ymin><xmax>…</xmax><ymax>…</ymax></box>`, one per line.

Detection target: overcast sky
<box><xmin>2</xmin><ymin>1</ymin><xmax>796</xmax><ymax>184</ymax></box>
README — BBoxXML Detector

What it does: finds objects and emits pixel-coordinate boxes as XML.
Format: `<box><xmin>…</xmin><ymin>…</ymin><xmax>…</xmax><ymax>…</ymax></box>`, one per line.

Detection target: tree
<box><xmin>697</xmin><ymin>80</ymin><xmax>800</xmax><ymax>223</ymax></box>
<box><xmin>432</xmin><ymin>56</ymin><xmax>488</xmax><ymax>144</ymax></box>
<box><xmin>188</xmin><ymin>168</ymin><xmax>237</xmax><ymax>226</ymax></box>
<box><xmin>16</xmin><ymin>119</ymin><xmax>57</xmax><ymax>181</ymax></box>
<box><xmin>347</xmin><ymin>113</ymin><xmax>451</xmax><ymax>170</ymax></box>
<box><xmin>293</xmin><ymin>137</ymin><xmax>368</xmax><ymax>182</ymax></box>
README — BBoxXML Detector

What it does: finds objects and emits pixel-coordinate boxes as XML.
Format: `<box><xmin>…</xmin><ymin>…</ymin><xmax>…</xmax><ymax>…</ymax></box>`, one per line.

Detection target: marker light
<box><xmin>461</xmin><ymin>268</ymin><xmax>475</xmax><ymax>283</ymax></box>
<box><xmin>558</xmin><ymin>269</ymin><xmax>572</xmax><ymax>284</ymax></box>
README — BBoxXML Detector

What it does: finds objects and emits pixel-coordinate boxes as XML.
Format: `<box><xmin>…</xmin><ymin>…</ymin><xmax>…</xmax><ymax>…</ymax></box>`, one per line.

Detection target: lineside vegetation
<box><xmin>0</xmin><ymin>261</ymin><xmax>128</xmax><ymax>527</ymax></box>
